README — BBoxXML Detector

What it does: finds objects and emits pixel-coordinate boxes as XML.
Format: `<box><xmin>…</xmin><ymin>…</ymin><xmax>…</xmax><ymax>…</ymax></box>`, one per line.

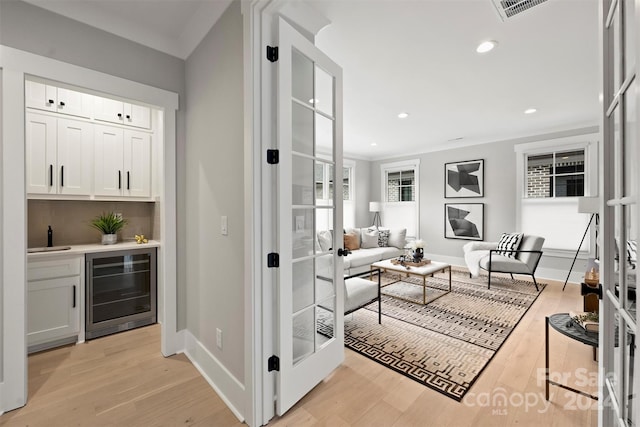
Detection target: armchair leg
<box><xmin>531</xmin><ymin>275</ymin><xmax>539</xmax><ymax>292</ymax></box>
<box><xmin>487</xmin><ymin>269</ymin><xmax>491</xmax><ymax>290</ymax></box>
<box><xmin>510</xmin><ymin>273</ymin><xmax>514</xmax><ymax>280</ymax></box>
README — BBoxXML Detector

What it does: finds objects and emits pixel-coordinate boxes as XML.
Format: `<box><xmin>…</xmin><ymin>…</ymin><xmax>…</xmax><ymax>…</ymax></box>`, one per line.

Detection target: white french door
<box><xmin>275</xmin><ymin>18</ymin><xmax>345</xmax><ymax>415</ymax></box>
<box><xmin>600</xmin><ymin>0</ymin><xmax>638</xmax><ymax>424</ymax></box>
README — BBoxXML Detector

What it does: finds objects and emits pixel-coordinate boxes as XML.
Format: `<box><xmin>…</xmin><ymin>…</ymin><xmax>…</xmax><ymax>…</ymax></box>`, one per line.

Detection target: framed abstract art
<box><xmin>444</xmin><ymin>203</ymin><xmax>484</xmax><ymax>240</ymax></box>
<box><xmin>444</xmin><ymin>159</ymin><xmax>484</xmax><ymax>198</ymax></box>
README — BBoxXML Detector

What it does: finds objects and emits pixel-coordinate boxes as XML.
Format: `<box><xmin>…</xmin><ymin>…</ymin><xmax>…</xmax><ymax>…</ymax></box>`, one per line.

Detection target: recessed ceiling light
<box><xmin>308</xmin><ymin>98</ymin><xmax>319</xmax><ymax>104</ymax></box>
<box><xmin>476</xmin><ymin>40</ymin><xmax>498</xmax><ymax>53</ymax></box>
<box><xmin>524</xmin><ymin>108</ymin><xmax>537</xmax><ymax>114</ymax></box>
<box><xmin>397</xmin><ymin>112</ymin><xmax>409</xmax><ymax>119</ymax></box>
<box><xmin>371</xmin><ymin>142</ymin><xmax>377</xmax><ymax>146</ymax></box>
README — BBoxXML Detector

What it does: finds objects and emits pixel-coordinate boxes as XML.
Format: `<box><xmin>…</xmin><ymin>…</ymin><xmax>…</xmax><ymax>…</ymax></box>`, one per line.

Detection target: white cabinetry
<box><xmin>27</xmin><ymin>255</ymin><xmax>81</xmax><ymax>353</ymax></box>
<box><xmin>26</xmin><ymin>112</ymin><xmax>93</xmax><ymax>196</ymax></box>
<box><xmin>25</xmin><ymin>80</ymin><xmax>93</xmax><ymax>118</ymax></box>
<box><xmin>94</xmin><ymin>125</ymin><xmax>151</xmax><ymax>197</ymax></box>
<box><xmin>94</xmin><ymin>97</ymin><xmax>151</xmax><ymax>129</ymax></box>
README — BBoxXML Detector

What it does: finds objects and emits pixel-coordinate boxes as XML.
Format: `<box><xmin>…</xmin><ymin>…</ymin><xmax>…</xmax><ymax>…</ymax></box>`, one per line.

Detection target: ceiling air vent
<box><xmin>491</xmin><ymin>0</ymin><xmax>549</xmax><ymax>20</ymax></box>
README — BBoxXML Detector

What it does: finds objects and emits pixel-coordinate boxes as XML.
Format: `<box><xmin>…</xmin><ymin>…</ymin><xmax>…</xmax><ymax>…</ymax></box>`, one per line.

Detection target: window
<box><xmin>315</xmin><ymin>162</ymin><xmax>351</xmax><ymax>201</ymax></box>
<box><xmin>515</xmin><ymin>136</ymin><xmax>598</xmax><ymax>256</ymax></box>
<box><xmin>381</xmin><ymin>159</ymin><xmax>420</xmax><ymax>238</ymax></box>
<box><xmin>386</xmin><ymin>169</ymin><xmax>415</xmax><ymax>202</ymax></box>
<box><xmin>526</xmin><ymin>149</ymin><xmax>585</xmax><ymax>198</ymax></box>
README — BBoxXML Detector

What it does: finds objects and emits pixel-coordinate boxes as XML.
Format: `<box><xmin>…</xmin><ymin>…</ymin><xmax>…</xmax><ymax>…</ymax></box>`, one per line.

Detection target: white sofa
<box><xmin>317</xmin><ymin>227</ymin><xmax>406</xmax><ymax>276</ymax></box>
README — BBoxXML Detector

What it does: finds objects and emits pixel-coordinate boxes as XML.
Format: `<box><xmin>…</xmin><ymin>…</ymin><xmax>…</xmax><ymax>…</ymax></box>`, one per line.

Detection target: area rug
<box><xmin>339</xmin><ymin>270</ymin><xmax>545</xmax><ymax>401</ymax></box>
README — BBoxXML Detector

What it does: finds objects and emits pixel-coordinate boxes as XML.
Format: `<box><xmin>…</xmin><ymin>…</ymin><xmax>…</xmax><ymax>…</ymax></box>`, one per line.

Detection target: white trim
<box><xmin>0</xmin><ymin>46</ymin><xmax>179</xmax><ymax>412</ymax></box>
<box><xmin>181</xmin><ymin>330</ymin><xmax>245</xmax><ymax>423</ymax></box>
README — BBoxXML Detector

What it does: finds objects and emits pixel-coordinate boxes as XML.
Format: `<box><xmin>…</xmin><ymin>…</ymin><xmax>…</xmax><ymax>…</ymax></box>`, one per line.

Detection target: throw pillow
<box><xmin>387</xmin><ymin>228</ymin><xmax>407</xmax><ymax>249</ymax></box>
<box><xmin>317</xmin><ymin>230</ymin><xmax>332</xmax><ymax>252</ymax></box>
<box><xmin>496</xmin><ymin>232</ymin><xmax>523</xmax><ymax>258</ymax></box>
<box><xmin>344</xmin><ymin>232</ymin><xmax>360</xmax><ymax>251</ymax></box>
<box><xmin>378</xmin><ymin>229</ymin><xmax>390</xmax><ymax>247</ymax></box>
<box><xmin>361</xmin><ymin>228</ymin><xmax>379</xmax><ymax>249</ymax></box>
<box><xmin>628</xmin><ymin>240</ymin><xmax>637</xmax><ymax>269</ymax></box>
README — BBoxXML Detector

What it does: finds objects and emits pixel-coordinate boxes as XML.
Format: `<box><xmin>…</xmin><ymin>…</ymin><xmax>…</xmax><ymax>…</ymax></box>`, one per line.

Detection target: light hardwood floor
<box><xmin>0</xmin><ymin>276</ymin><xmax>597</xmax><ymax>427</ymax></box>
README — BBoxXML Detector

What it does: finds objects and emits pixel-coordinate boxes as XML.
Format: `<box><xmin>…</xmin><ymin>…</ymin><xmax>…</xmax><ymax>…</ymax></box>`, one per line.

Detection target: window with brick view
<box><xmin>526</xmin><ymin>149</ymin><xmax>585</xmax><ymax>198</ymax></box>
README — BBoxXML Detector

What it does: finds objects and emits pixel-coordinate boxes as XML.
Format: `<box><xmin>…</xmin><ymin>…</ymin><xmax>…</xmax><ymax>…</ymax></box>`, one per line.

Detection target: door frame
<box><xmin>0</xmin><ymin>46</ymin><xmax>180</xmax><ymax>413</ymax></box>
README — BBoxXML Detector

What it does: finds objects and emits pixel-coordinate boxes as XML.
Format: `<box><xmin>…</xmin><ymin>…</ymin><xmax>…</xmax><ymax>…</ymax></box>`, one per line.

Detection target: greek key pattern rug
<box><xmin>340</xmin><ymin>270</ymin><xmax>545</xmax><ymax>401</ymax></box>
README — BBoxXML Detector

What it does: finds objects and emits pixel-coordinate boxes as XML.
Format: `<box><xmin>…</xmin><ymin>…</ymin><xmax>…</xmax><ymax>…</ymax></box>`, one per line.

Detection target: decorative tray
<box><xmin>391</xmin><ymin>258</ymin><xmax>431</xmax><ymax>267</ymax></box>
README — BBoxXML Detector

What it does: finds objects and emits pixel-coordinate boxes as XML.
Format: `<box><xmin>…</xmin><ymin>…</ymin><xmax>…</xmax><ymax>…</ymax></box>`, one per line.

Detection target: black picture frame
<box><xmin>444</xmin><ymin>203</ymin><xmax>484</xmax><ymax>241</ymax></box>
<box><xmin>444</xmin><ymin>159</ymin><xmax>484</xmax><ymax>198</ymax></box>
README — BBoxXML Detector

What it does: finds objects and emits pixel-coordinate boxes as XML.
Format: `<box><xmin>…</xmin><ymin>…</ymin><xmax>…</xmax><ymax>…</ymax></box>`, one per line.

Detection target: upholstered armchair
<box><xmin>464</xmin><ymin>235</ymin><xmax>545</xmax><ymax>291</ymax></box>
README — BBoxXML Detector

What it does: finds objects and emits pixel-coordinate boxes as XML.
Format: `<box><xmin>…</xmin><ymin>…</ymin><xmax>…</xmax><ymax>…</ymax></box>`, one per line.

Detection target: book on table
<box><xmin>569</xmin><ymin>311</ymin><xmax>599</xmax><ymax>335</ymax></box>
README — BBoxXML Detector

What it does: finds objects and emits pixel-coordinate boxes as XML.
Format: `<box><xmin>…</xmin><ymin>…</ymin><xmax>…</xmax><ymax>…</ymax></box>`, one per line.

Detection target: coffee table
<box><xmin>370</xmin><ymin>259</ymin><xmax>452</xmax><ymax>305</ymax></box>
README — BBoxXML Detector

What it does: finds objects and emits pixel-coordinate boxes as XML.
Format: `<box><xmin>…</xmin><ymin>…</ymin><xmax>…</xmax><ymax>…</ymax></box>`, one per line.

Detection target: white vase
<box><xmin>102</xmin><ymin>234</ymin><xmax>117</xmax><ymax>245</ymax></box>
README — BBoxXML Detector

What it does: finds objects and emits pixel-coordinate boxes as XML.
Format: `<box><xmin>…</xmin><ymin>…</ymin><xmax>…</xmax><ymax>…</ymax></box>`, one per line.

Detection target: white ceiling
<box><xmin>23</xmin><ymin>0</ymin><xmax>600</xmax><ymax>161</ymax></box>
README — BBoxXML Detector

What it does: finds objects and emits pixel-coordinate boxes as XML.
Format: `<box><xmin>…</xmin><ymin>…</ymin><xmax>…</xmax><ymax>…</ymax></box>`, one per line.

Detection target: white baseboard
<box><xmin>425</xmin><ymin>253</ymin><xmax>584</xmax><ymax>285</ymax></box>
<box><xmin>180</xmin><ymin>330</ymin><xmax>245</xmax><ymax>423</ymax></box>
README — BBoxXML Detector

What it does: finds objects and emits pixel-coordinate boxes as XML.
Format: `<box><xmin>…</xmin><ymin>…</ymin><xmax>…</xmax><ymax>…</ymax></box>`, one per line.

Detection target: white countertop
<box><xmin>27</xmin><ymin>240</ymin><xmax>161</xmax><ymax>259</ymax></box>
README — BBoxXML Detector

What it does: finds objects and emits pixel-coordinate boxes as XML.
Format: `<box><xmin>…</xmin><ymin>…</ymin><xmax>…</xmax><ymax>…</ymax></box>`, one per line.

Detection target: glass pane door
<box><xmin>276</xmin><ymin>17</ymin><xmax>344</xmax><ymax>415</ymax></box>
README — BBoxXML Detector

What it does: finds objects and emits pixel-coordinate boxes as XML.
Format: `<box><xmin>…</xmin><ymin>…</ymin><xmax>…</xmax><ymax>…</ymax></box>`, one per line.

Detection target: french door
<box><xmin>600</xmin><ymin>0</ymin><xmax>638</xmax><ymax>424</ymax></box>
<box><xmin>275</xmin><ymin>18</ymin><xmax>345</xmax><ymax>414</ymax></box>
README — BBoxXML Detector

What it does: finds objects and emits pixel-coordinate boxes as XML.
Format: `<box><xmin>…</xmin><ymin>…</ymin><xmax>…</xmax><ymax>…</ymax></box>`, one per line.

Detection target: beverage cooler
<box><xmin>86</xmin><ymin>247</ymin><xmax>157</xmax><ymax>339</ymax></box>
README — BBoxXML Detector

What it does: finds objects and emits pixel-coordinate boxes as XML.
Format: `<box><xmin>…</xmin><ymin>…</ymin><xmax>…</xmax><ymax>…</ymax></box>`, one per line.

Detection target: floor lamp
<box><xmin>563</xmin><ymin>197</ymin><xmax>599</xmax><ymax>291</ymax></box>
<box><xmin>370</xmin><ymin>202</ymin><xmax>382</xmax><ymax>229</ymax></box>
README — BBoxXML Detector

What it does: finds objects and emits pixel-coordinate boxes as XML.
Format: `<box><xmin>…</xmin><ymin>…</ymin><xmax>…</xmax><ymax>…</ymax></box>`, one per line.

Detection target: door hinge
<box><xmin>268</xmin><ymin>355</ymin><xmax>280</xmax><ymax>372</ymax></box>
<box><xmin>581</xmin><ymin>282</ymin><xmax>603</xmax><ymax>300</ymax></box>
<box><xmin>267</xmin><ymin>253</ymin><xmax>279</xmax><ymax>268</ymax></box>
<box><xmin>267</xmin><ymin>149</ymin><xmax>279</xmax><ymax>165</ymax></box>
<box><xmin>266</xmin><ymin>46</ymin><xmax>279</xmax><ymax>62</ymax></box>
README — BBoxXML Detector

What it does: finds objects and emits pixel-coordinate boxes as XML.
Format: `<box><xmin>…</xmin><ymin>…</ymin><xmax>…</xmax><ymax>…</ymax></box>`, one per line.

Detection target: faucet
<box><xmin>47</xmin><ymin>225</ymin><xmax>53</xmax><ymax>247</ymax></box>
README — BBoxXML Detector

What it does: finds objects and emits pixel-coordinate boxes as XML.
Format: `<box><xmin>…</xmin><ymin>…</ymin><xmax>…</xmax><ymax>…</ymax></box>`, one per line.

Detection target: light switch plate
<box><xmin>221</xmin><ymin>216</ymin><xmax>228</xmax><ymax>235</ymax></box>
<box><xmin>216</xmin><ymin>328</ymin><xmax>223</xmax><ymax>349</ymax></box>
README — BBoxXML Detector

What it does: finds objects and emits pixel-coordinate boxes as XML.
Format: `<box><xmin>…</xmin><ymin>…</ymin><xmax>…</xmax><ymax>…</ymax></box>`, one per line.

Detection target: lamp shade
<box><xmin>369</xmin><ymin>201</ymin><xmax>381</xmax><ymax>213</ymax></box>
<box><xmin>578</xmin><ymin>197</ymin><xmax>599</xmax><ymax>214</ymax></box>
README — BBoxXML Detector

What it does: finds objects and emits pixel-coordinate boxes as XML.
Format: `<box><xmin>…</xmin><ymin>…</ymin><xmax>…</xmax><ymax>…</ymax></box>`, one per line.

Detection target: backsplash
<box><xmin>28</xmin><ymin>200</ymin><xmax>155</xmax><ymax>248</ymax></box>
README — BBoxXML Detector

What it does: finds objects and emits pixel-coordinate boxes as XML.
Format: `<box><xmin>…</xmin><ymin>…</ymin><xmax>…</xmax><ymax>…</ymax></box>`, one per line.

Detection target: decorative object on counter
<box><xmin>391</xmin><ymin>257</ymin><xmax>431</xmax><ymax>267</ymax></box>
<box><xmin>90</xmin><ymin>212</ymin><xmax>127</xmax><ymax>245</ymax></box>
<box><xmin>135</xmin><ymin>234</ymin><xmax>149</xmax><ymax>244</ymax></box>
<box><xmin>408</xmin><ymin>239</ymin><xmax>426</xmax><ymax>262</ymax></box>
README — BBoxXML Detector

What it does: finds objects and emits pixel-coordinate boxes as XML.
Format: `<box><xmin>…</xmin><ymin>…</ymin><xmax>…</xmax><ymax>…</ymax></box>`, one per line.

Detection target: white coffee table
<box><xmin>370</xmin><ymin>259</ymin><xmax>452</xmax><ymax>305</ymax></box>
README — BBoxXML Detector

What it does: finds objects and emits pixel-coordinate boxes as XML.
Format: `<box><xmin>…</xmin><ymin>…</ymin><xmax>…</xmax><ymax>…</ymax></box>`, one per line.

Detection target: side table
<box><xmin>545</xmin><ymin>313</ymin><xmax>598</xmax><ymax>401</ymax></box>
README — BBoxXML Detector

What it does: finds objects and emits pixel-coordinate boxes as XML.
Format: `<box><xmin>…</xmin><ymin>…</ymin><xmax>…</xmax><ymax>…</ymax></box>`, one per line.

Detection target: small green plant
<box><xmin>572</xmin><ymin>312</ymin><xmax>599</xmax><ymax>323</ymax></box>
<box><xmin>90</xmin><ymin>212</ymin><xmax>127</xmax><ymax>235</ymax></box>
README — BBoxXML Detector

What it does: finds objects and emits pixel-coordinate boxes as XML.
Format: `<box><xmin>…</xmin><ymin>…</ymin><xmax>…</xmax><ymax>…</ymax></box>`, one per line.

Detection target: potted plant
<box><xmin>409</xmin><ymin>239</ymin><xmax>426</xmax><ymax>262</ymax></box>
<box><xmin>90</xmin><ymin>212</ymin><xmax>127</xmax><ymax>245</ymax></box>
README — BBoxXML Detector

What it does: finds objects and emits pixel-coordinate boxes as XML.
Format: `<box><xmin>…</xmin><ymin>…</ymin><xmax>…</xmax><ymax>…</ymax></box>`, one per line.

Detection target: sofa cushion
<box><xmin>496</xmin><ymin>232</ymin><xmax>523</xmax><ymax>258</ymax></box>
<box><xmin>479</xmin><ymin>254</ymin><xmax>531</xmax><ymax>274</ymax></box>
<box><xmin>378</xmin><ymin>229</ymin><xmax>390</xmax><ymax>247</ymax></box>
<box><xmin>344</xmin><ymin>232</ymin><xmax>360</xmax><ymax>251</ymax></box>
<box><xmin>317</xmin><ymin>230</ymin><xmax>333</xmax><ymax>252</ymax></box>
<box><xmin>361</xmin><ymin>228</ymin><xmax>379</xmax><ymax>249</ymax></box>
<box><xmin>344</xmin><ymin>277</ymin><xmax>378</xmax><ymax>313</ymax></box>
<box><xmin>345</xmin><ymin>248</ymin><xmax>386</xmax><ymax>269</ymax></box>
<box><xmin>388</xmin><ymin>228</ymin><xmax>407</xmax><ymax>249</ymax></box>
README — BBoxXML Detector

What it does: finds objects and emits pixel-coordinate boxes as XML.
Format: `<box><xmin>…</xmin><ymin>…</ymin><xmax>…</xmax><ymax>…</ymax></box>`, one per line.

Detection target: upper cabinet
<box><xmin>94</xmin><ymin>97</ymin><xmax>151</xmax><ymax>129</ymax></box>
<box><xmin>25</xmin><ymin>80</ymin><xmax>93</xmax><ymax>119</ymax></box>
<box><xmin>26</xmin><ymin>113</ymin><xmax>93</xmax><ymax>196</ymax></box>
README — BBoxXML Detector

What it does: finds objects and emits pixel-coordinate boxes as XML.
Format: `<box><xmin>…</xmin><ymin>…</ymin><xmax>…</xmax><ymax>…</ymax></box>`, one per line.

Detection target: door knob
<box><xmin>337</xmin><ymin>248</ymin><xmax>351</xmax><ymax>257</ymax></box>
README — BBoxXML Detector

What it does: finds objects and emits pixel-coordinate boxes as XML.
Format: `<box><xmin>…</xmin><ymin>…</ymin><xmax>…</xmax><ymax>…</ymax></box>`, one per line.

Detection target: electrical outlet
<box><xmin>216</xmin><ymin>328</ymin><xmax>223</xmax><ymax>349</ymax></box>
<box><xmin>221</xmin><ymin>216</ymin><xmax>228</xmax><ymax>236</ymax></box>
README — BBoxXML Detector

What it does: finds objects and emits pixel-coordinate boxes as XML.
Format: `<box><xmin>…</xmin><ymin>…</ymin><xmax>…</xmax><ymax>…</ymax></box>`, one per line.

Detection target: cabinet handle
<box><xmin>49</xmin><ymin>164</ymin><xmax>53</xmax><ymax>186</ymax></box>
<box><xmin>127</xmin><ymin>171</ymin><xmax>130</xmax><ymax>190</ymax></box>
<box><xmin>47</xmin><ymin>99</ymin><xmax>54</xmax><ymax>105</ymax></box>
<box><xmin>60</xmin><ymin>165</ymin><xmax>64</xmax><ymax>187</ymax></box>
<box><xmin>59</xmin><ymin>101</ymin><xmax>65</xmax><ymax>107</ymax></box>
<box><xmin>72</xmin><ymin>285</ymin><xmax>76</xmax><ymax>308</ymax></box>
<box><xmin>117</xmin><ymin>113</ymin><xmax>123</xmax><ymax>119</ymax></box>
<box><xmin>118</xmin><ymin>170</ymin><xmax>122</xmax><ymax>189</ymax></box>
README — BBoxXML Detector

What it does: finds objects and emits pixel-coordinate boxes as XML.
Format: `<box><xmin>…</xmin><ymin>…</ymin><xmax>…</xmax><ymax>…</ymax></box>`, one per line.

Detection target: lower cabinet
<box><xmin>27</xmin><ymin>255</ymin><xmax>81</xmax><ymax>353</ymax></box>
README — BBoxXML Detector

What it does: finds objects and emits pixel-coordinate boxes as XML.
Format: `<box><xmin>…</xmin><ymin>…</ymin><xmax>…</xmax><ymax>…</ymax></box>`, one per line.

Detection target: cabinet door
<box><xmin>27</xmin><ymin>276</ymin><xmax>80</xmax><ymax>346</ymax></box>
<box><xmin>94</xmin><ymin>125</ymin><xmax>124</xmax><ymax>196</ymax></box>
<box><xmin>124</xmin><ymin>130</ymin><xmax>152</xmax><ymax>197</ymax></box>
<box><xmin>123</xmin><ymin>103</ymin><xmax>151</xmax><ymax>129</ymax></box>
<box><xmin>94</xmin><ymin>97</ymin><xmax>125</xmax><ymax>125</ymax></box>
<box><xmin>25</xmin><ymin>81</ymin><xmax>57</xmax><ymax>113</ymax></box>
<box><xmin>56</xmin><ymin>88</ymin><xmax>93</xmax><ymax>118</ymax></box>
<box><xmin>57</xmin><ymin>119</ymin><xmax>93</xmax><ymax>195</ymax></box>
<box><xmin>26</xmin><ymin>113</ymin><xmax>57</xmax><ymax>194</ymax></box>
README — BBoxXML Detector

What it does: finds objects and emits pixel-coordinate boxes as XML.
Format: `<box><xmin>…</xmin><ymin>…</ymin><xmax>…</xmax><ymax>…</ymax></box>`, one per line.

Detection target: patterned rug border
<box><xmin>345</xmin><ymin>271</ymin><xmax>547</xmax><ymax>402</ymax></box>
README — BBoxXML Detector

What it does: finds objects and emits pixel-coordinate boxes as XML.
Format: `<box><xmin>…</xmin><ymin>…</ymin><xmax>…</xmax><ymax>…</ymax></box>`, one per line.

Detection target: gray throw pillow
<box><xmin>387</xmin><ymin>228</ymin><xmax>407</xmax><ymax>249</ymax></box>
<box><xmin>361</xmin><ymin>229</ymin><xmax>379</xmax><ymax>249</ymax></box>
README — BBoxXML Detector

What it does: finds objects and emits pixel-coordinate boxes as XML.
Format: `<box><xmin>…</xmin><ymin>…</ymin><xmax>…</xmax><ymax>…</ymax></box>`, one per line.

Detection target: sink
<box><xmin>27</xmin><ymin>246</ymin><xmax>72</xmax><ymax>253</ymax></box>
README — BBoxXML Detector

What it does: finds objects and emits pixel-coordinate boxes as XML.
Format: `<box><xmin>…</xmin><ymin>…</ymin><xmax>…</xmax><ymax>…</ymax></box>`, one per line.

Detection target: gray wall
<box><xmin>368</xmin><ymin>128</ymin><xmax>597</xmax><ymax>276</ymax></box>
<box><xmin>351</xmin><ymin>157</ymin><xmax>371</xmax><ymax>227</ymax></box>
<box><xmin>184</xmin><ymin>0</ymin><xmax>245</xmax><ymax>382</ymax></box>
